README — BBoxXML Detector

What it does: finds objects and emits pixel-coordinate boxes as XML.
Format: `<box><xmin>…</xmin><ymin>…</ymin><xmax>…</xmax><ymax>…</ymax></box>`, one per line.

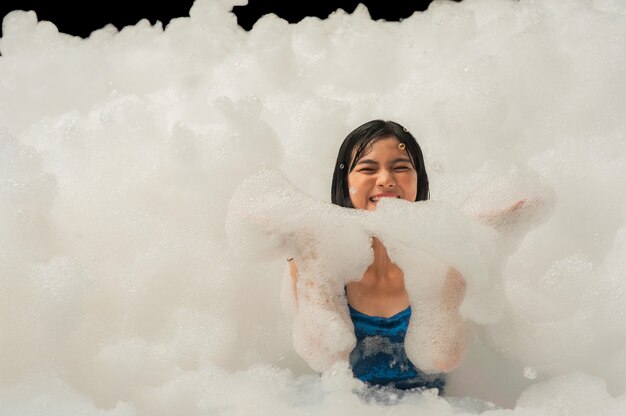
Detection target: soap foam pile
<box><xmin>226</xmin><ymin>168</ymin><xmax>517</xmax><ymax>375</ymax></box>
<box><xmin>1</xmin><ymin>0</ymin><xmax>625</xmax><ymax>414</ymax></box>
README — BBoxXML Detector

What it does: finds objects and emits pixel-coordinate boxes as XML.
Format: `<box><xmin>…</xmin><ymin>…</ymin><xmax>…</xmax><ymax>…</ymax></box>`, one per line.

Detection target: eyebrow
<box><xmin>355</xmin><ymin>157</ymin><xmax>413</xmax><ymax>165</ymax></box>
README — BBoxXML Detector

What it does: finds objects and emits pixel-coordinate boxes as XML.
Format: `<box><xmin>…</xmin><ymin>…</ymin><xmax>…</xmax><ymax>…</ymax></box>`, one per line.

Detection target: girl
<box><xmin>289</xmin><ymin>120</ymin><xmax>468</xmax><ymax>393</ymax></box>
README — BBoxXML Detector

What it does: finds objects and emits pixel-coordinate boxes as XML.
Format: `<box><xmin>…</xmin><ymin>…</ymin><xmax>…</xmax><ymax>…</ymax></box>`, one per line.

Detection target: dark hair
<box><xmin>331</xmin><ymin>120</ymin><xmax>429</xmax><ymax>208</ymax></box>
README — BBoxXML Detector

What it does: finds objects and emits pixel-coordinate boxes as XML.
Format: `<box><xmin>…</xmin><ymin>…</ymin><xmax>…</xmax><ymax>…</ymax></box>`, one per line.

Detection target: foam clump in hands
<box><xmin>227</xmin><ymin>169</ymin><xmax>371</xmax><ymax>371</ymax></box>
<box><xmin>225</xmin><ymin>168</ymin><xmax>371</xmax><ymax>277</ymax></box>
<box><xmin>227</xmin><ymin>169</ymin><xmax>538</xmax><ymax>373</ymax></box>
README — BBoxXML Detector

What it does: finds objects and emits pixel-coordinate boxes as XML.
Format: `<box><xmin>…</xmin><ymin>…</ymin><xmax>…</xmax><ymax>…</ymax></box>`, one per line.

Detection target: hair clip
<box><xmin>339</xmin><ymin>163</ymin><xmax>345</xmax><ymax>169</ymax></box>
<box><xmin>398</xmin><ymin>143</ymin><xmax>406</xmax><ymax>150</ymax></box>
<box><xmin>403</xmin><ymin>127</ymin><xmax>408</xmax><ymax>132</ymax></box>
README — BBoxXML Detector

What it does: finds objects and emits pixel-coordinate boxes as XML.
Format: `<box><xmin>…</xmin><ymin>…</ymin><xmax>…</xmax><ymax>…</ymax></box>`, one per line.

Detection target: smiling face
<box><xmin>347</xmin><ymin>136</ymin><xmax>418</xmax><ymax>211</ymax></box>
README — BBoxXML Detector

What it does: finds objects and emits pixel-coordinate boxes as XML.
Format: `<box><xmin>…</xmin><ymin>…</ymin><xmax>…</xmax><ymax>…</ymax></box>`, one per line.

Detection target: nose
<box><xmin>376</xmin><ymin>169</ymin><xmax>396</xmax><ymax>188</ymax></box>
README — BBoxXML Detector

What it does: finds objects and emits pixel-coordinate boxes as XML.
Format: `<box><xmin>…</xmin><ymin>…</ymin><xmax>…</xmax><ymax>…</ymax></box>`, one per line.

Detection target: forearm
<box><xmin>433</xmin><ymin>268</ymin><xmax>470</xmax><ymax>372</ymax></box>
<box><xmin>293</xmin><ymin>307</ymin><xmax>353</xmax><ymax>372</ymax></box>
<box><xmin>287</xmin><ymin>258</ymin><xmax>355</xmax><ymax>371</ymax></box>
<box><xmin>432</xmin><ymin>302</ymin><xmax>470</xmax><ymax>372</ymax></box>
<box><xmin>474</xmin><ymin>198</ymin><xmax>543</xmax><ymax>229</ymax></box>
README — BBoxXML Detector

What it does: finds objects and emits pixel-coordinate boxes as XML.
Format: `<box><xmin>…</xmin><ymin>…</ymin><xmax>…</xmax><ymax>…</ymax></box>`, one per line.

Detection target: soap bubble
<box><xmin>1</xmin><ymin>0</ymin><xmax>625</xmax><ymax>414</ymax></box>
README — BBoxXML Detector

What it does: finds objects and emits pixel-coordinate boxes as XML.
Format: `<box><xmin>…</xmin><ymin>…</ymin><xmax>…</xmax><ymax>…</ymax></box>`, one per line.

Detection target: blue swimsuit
<box><xmin>348</xmin><ymin>303</ymin><xmax>446</xmax><ymax>392</ymax></box>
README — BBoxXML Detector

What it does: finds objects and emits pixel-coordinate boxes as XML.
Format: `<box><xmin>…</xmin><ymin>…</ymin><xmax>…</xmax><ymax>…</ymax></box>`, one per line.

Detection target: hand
<box><xmin>476</xmin><ymin>198</ymin><xmax>542</xmax><ymax>228</ymax></box>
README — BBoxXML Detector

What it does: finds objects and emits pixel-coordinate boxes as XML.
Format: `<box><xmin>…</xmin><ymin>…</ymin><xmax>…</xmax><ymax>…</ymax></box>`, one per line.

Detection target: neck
<box><xmin>370</xmin><ymin>237</ymin><xmax>393</xmax><ymax>278</ymax></box>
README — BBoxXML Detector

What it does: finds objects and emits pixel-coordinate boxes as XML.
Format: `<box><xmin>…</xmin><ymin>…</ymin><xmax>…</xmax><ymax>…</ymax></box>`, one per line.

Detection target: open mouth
<box><xmin>369</xmin><ymin>195</ymin><xmax>400</xmax><ymax>202</ymax></box>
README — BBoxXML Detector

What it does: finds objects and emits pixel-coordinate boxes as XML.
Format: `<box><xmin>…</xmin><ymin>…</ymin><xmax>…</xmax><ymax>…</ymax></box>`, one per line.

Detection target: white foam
<box><xmin>1</xmin><ymin>0</ymin><xmax>625</xmax><ymax>413</ymax></box>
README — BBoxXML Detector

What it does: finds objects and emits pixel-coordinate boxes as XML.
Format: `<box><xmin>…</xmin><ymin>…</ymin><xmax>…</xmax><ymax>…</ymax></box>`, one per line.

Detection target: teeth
<box><xmin>370</xmin><ymin>196</ymin><xmax>399</xmax><ymax>202</ymax></box>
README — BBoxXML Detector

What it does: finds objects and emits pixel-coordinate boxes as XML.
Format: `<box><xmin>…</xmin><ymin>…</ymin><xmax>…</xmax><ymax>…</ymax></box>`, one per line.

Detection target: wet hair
<box><xmin>331</xmin><ymin>120</ymin><xmax>429</xmax><ymax>208</ymax></box>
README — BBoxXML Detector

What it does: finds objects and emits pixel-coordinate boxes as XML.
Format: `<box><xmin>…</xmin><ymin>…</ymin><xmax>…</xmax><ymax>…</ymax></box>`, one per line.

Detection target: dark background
<box><xmin>0</xmin><ymin>0</ymin><xmax>454</xmax><ymax>38</ymax></box>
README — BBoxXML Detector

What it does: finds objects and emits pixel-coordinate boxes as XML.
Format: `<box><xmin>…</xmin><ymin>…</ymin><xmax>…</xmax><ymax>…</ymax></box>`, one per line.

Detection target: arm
<box><xmin>432</xmin><ymin>267</ymin><xmax>471</xmax><ymax>372</ymax></box>
<box><xmin>475</xmin><ymin>198</ymin><xmax>542</xmax><ymax>229</ymax></box>
<box><xmin>286</xmin><ymin>256</ymin><xmax>355</xmax><ymax>372</ymax></box>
